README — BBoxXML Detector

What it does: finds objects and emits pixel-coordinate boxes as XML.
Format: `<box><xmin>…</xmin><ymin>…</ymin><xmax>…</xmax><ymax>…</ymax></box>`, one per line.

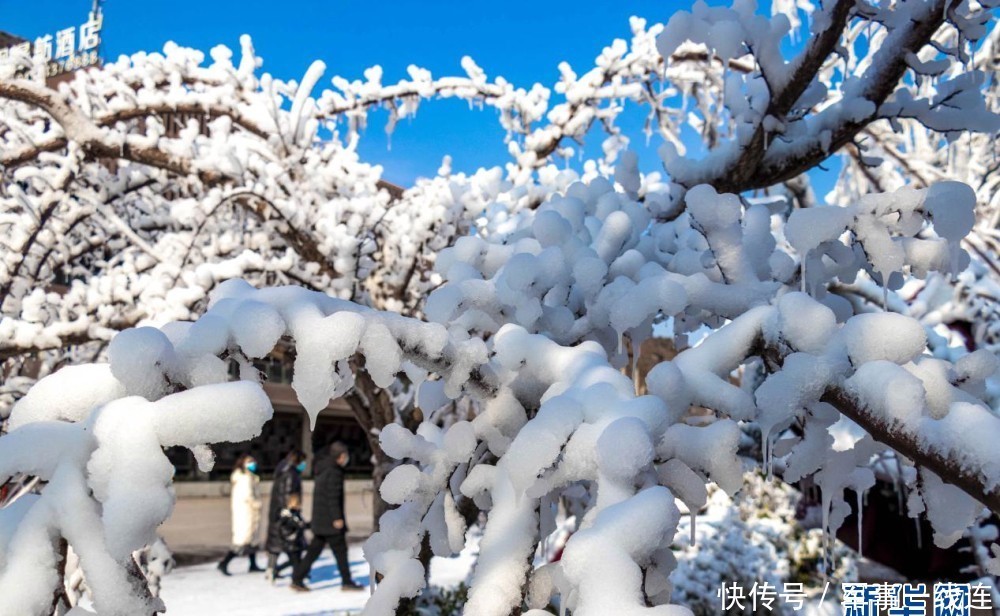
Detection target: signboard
<box><xmin>0</xmin><ymin>9</ymin><xmax>103</xmax><ymax>79</ymax></box>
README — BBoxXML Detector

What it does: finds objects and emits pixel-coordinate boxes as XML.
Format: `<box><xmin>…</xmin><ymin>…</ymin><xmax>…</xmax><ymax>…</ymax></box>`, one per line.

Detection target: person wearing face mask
<box><xmin>218</xmin><ymin>454</ymin><xmax>264</xmax><ymax>575</ymax></box>
<box><xmin>290</xmin><ymin>441</ymin><xmax>363</xmax><ymax>593</ymax></box>
<box><xmin>264</xmin><ymin>449</ymin><xmax>307</xmax><ymax>581</ymax></box>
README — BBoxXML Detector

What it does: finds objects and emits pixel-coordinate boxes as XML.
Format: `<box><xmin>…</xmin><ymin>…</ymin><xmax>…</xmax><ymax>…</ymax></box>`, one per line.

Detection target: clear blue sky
<box><xmin>1</xmin><ymin>0</ymin><xmax>838</xmax><ymax>195</ymax></box>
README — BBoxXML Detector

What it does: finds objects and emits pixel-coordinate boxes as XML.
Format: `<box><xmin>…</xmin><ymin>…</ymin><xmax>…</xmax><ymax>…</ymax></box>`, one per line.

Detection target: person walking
<box><xmin>264</xmin><ymin>449</ymin><xmax>307</xmax><ymax>581</ymax></box>
<box><xmin>290</xmin><ymin>442</ymin><xmax>363</xmax><ymax>592</ymax></box>
<box><xmin>218</xmin><ymin>454</ymin><xmax>264</xmax><ymax>575</ymax></box>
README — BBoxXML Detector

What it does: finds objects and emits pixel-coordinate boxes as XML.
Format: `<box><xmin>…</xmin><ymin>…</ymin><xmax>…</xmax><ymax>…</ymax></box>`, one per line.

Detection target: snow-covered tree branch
<box><xmin>2</xmin><ymin>0</ymin><xmax>1000</xmax><ymax>614</ymax></box>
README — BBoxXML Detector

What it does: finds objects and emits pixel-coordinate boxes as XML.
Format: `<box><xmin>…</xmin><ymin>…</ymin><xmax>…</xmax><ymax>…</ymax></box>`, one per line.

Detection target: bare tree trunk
<box><xmin>49</xmin><ymin>538</ymin><xmax>69</xmax><ymax>616</ymax></box>
<box><xmin>345</xmin><ymin>360</ymin><xmax>422</xmax><ymax>532</ymax></box>
<box><xmin>124</xmin><ymin>554</ymin><xmax>158</xmax><ymax>616</ymax></box>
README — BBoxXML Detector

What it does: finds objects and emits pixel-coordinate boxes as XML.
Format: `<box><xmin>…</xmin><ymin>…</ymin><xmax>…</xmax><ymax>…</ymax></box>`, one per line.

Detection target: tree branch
<box><xmin>745</xmin><ymin>0</ymin><xmax>947</xmax><ymax>189</ymax></box>
<box><xmin>0</xmin><ymin>78</ymin><xmax>228</xmax><ymax>185</ymax></box>
<box><xmin>680</xmin><ymin>0</ymin><xmax>947</xmax><ymax>195</ymax></box>
<box><xmin>725</xmin><ymin>0</ymin><xmax>856</xmax><ymax>189</ymax></box>
<box><xmin>821</xmin><ymin>386</ymin><xmax>1000</xmax><ymax>515</ymax></box>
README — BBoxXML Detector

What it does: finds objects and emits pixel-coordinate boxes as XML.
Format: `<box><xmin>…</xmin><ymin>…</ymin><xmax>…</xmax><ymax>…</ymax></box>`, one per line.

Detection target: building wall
<box><xmin>166</xmin><ymin>383</ymin><xmax>373</xmax><ymax>480</ymax></box>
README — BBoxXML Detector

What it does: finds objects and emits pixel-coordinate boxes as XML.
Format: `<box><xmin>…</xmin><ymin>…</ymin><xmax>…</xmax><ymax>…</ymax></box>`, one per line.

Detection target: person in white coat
<box><xmin>218</xmin><ymin>454</ymin><xmax>264</xmax><ymax>575</ymax></box>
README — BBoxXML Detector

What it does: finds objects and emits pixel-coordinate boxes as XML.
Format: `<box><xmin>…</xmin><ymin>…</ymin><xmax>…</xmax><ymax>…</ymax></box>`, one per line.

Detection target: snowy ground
<box><xmin>156</xmin><ymin>530</ymin><xmax>840</xmax><ymax>615</ymax></box>
<box><xmin>158</xmin><ymin>542</ymin><xmax>477</xmax><ymax>615</ymax></box>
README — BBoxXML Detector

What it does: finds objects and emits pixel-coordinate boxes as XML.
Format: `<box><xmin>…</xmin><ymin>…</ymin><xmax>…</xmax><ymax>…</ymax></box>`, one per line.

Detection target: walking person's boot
<box><xmin>289</xmin><ymin>553</ymin><xmax>310</xmax><ymax>593</ymax></box>
<box><xmin>217</xmin><ymin>551</ymin><xmax>236</xmax><ymax>576</ymax></box>
<box><xmin>264</xmin><ymin>553</ymin><xmax>277</xmax><ymax>584</ymax></box>
<box><xmin>248</xmin><ymin>551</ymin><xmax>264</xmax><ymax>573</ymax></box>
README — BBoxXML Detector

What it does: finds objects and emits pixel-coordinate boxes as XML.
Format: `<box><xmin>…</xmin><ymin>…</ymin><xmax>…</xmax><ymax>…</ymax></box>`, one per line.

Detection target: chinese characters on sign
<box><xmin>719</xmin><ymin>581</ymin><xmax>994</xmax><ymax>615</ymax></box>
<box><xmin>0</xmin><ymin>10</ymin><xmax>103</xmax><ymax>79</ymax></box>
<box><xmin>843</xmin><ymin>582</ymin><xmax>993</xmax><ymax>616</ymax></box>
<box><xmin>718</xmin><ymin>581</ymin><xmax>824</xmax><ymax>613</ymax></box>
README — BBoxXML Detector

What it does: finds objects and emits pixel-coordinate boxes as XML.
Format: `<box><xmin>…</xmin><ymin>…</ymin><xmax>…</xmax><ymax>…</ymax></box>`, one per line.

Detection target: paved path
<box><xmin>158</xmin><ymin>545</ymin><xmax>370</xmax><ymax>615</ymax></box>
<box><xmin>158</xmin><ymin>537</ymin><xmax>479</xmax><ymax>615</ymax></box>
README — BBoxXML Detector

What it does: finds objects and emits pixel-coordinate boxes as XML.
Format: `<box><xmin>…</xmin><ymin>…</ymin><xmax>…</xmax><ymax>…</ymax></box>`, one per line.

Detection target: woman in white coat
<box><xmin>218</xmin><ymin>454</ymin><xmax>264</xmax><ymax>575</ymax></box>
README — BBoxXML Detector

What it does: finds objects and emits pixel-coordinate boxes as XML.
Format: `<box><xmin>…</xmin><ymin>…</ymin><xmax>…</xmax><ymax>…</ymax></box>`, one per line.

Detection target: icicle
<box><xmin>690</xmin><ymin>510</ymin><xmax>697</xmax><ymax>545</ymax></box>
<box><xmin>617</xmin><ymin>331</ymin><xmax>624</xmax><ymax>356</ymax></box>
<box><xmin>761</xmin><ymin>430</ymin><xmax>771</xmax><ymax>480</ymax></box>
<box><xmin>821</xmin><ymin>497</ymin><xmax>831</xmax><ymax>579</ymax></box>
<box><xmin>856</xmin><ymin>489</ymin><xmax>864</xmax><ymax>558</ymax></box>
<box><xmin>896</xmin><ymin>476</ymin><xmax>905</xmax><ymax>517</ymax></box>
<box><xmin>760</xmin><ymin>429</ymin><xmax>771</xmax><ymax>479</ymax></box>
<box><xmin>631</xmin><ymin>340</ymin><xmax>641</xmax><ymax>394</ymax></box>
<box><xmin>800</xmin><ymin>260</ymin><xmax>806</xmax><ymax>294</ymax></box>
<box><xmin>882</xmin><ymin>283</ymin><xmax>888</xmax><ymax>312</ymax></box>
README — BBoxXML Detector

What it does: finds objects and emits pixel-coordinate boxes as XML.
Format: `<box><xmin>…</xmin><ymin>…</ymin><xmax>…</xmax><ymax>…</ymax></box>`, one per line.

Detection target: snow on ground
<box><xmin>158</xmin><ymin>545</ymin><xmax>370</xmax><ymax>616</ymax></box>
<box><xmin>157</xmin><ymin>528</ymin><xmax>838</xmax><ymax>615</ymax></box>
<box><xmin>158</xmin><ymin>540</ymin><xmax>478</xmax><ymax>615</ymax></box>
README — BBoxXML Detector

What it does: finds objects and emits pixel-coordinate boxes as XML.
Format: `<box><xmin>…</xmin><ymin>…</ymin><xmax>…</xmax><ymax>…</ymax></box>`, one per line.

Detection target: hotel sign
<box><xmin>0</xmin><ymin>9</ymin><xmax>103</xmax><ymax>78</ymax></box>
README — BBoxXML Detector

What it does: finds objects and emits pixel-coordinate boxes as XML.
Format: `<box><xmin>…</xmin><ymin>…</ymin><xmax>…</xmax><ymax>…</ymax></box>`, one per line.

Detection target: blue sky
<box><xmin>1</xmin><ymin>0</ymin><xmax>838</xmax><ymax>194</ymax></box>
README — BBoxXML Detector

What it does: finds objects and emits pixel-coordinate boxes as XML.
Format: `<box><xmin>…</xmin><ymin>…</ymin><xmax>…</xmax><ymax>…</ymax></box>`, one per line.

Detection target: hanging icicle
<box><xmin>856</xmin><ymin>489</ymin><xmax>864</xmax><ymax>559</ymax></box>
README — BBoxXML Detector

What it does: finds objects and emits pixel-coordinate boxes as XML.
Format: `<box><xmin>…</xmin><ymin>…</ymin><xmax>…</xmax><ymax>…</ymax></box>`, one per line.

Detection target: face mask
<box><xmin>295</xmin><ymin>462</ymin><xmax>307</xmax><ymax>473</ymax></box>
<box><xmin>246</xmin><ymin>462</ymin><xmax>258</xmax><ymax>473</ymax></box>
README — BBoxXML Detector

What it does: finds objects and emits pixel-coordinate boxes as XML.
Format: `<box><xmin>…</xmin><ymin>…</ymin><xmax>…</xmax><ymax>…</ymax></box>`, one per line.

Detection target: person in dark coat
<box><xmin>264</xmin><ymin>449</ymin><xmax>306</xmax><ymax>581</ymax></box>
<box><xmin>290</xmin><ymin>441</ymin><xmax>363</xmax><ymax>592</ymax></box>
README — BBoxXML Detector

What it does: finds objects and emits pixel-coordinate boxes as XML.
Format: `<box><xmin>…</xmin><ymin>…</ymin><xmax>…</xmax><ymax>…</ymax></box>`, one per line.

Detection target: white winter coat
<box><xmin>230</xmin><ymin>468</ymin><xmax>262</xmax><ymax>548</ymax></box>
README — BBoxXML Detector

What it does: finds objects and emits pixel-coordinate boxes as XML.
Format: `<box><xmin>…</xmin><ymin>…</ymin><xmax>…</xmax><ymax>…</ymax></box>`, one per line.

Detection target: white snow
<box><xmin>155</xmin><ymin>540</ymin><xmax>479</xmax><ymax>616</ymax></box>
<box><xmin>2</xmin><ymin>6</ymin><xmax>1000</xmax><ymax>613</ymax></box>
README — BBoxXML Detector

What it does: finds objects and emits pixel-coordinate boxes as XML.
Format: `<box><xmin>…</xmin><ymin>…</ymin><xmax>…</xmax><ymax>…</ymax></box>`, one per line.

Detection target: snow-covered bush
<box><xmin>2</xmin><ymin>0</ymin><xmax>1000</xmax><ymax>615</ymax></box>
<box><xmin>671</xmin><ymin>474</ymin><xmax>856</xmax><ymax>616</ymax></box>
<box><xmin>400</xmin><ymin>583</ymin><xmax>470</xmax><ymax>616</ymax></box>
<box><xmin>673</xmin><ymin>490</ymin><xmax>789</xmax><ymax>616</ymax></box>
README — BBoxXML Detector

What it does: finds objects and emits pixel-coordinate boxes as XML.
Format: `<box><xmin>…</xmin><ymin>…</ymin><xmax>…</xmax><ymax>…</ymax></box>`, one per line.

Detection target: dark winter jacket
<box><xmin>265</xmin><ymin>458</ymin><xmax>303</xmax><ymax>553</ymax></box>
<box><xmin>310</xmin><ymin>455</ymin><xmax>347</xmax><ymax>536</ymax></box>
<box><xmin>273</xmin><ymin>508</ymin><xmax>308</xmax><ymax>552</ymax></box>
